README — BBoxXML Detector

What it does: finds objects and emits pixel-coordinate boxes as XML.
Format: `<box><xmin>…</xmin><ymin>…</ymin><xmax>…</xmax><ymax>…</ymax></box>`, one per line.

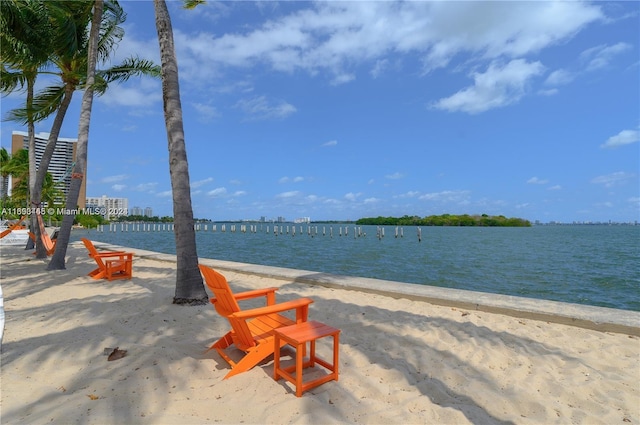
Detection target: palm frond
<box><xmin>99</xmin><ymin>57</ymin><xmax>161</xmax><ymax>84</ymax></box>
<box><xmin>0</xmin><ymin>67</ymin><xmax>27</xmax><ymax>94</ymax></box>
<box><xmin>4</xmin><ymin>84</ymin><xmax>66</xmax><ymax>124</ymax></box>
<box><xmin>184</xmin><ymin>0</ymin><xmax>206</xmax><ymax>10</ymax></box>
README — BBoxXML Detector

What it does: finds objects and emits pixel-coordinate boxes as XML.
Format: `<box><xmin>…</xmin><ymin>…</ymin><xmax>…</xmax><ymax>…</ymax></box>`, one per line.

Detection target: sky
<box><xmin>1</xmin><ymin>1</ymin><xmax>639</xmax><ymax>223</ymax></box>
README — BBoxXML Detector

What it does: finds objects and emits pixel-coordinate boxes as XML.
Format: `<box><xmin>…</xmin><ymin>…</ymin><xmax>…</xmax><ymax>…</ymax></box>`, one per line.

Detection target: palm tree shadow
<box><xmin>1</xmin><ymin>258</ymin><xmax>588</xmax><ymax>425</ymax></box>
<box><xmin>263</xmin><ymin>273</ymin><xmax>587</xmax><ymax>424</ymax></box>
<box><xmin>1</xmin><ymin>250</ymin><xmax>223</xmax><ymax>424</ymax></box>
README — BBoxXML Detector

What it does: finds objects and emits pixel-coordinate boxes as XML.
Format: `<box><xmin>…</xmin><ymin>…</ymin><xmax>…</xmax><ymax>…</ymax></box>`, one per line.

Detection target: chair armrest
<box><xmin>95</xmin><ymin>252</ymin><xmax>133</xmax><ymax>260</ymax></box>
<box><xmin>230</xmin><ymin>297</ymin><xmax>314</xmax><ymax>320</ymax></box>
<box><xmin>210</xmin><ymin>287</ymin><xmax>279</xmax><ymax>307</ymax></box>
<box><xmin>234</xmin><ymin>287</ymin><xmax>278</xmax><ymax>305</ymax></box>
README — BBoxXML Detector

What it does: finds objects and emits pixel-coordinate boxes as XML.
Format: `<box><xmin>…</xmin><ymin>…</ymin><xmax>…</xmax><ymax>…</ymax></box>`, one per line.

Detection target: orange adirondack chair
<box><xmin>81</xmin><ymin>238</ymin><xmax>133</xmax><ymax>281</ymax></box>
<box><xmin>199</xmin><ymin>264</ymin><xmax>314</xmax><ymax>379</ymax></box>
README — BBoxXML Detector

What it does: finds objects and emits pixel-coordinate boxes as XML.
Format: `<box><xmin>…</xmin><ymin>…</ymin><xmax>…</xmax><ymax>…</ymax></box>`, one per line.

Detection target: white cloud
<box><xmin>595</xmin><ymin>201</ymin><xmax>614</xmax><ymax>208</ymax></box>
<box><xmin>397</xmin><ymin>191</ymin><xmax>420</xmax><ymax>198</ymax></box>
<box><xmin>101</xmin><ymin>174</ymin><xmax>128</xmax><ymax>183</ymax></box>
<box><xmin>111</xmin><ymin>184</ymin><xmax>126</xmax><ymax>192</ymax></box>
<box><xmin>276</xmin><ymin>191</ymin><xmax>300</xmax><ymax>199</ymax></box>
<box><xmin>580</xmin><ymin>42</ymin><xmax>632</xmax><ymax>71</ymax></box>
<box><xmin>385</xmin><ymin>172</ymin><xmax>404</xmax><ymax>180</ymax></box>
<box><xmin>156</xmin><ymin>190</ymin><xmax>172</xmax><ymax>198</ymax></box>
<box><xmin>207</xmin><ymin>187</ymin><xmax>227</xmax><ymax>197</ymax></box>
<box><xmin>192</xmin><ymin>103</ymin><xmax>220</xmax><ymax>122</ymax></box>
<box><xmin>432</xmin><ymin>59</ymin><xmax>545</xmax><ymax>114</ymax></box>
<box><xmin>98</xmin><ymin>79</ymin><xmax>162</xmax><ymax>108</ymax></box>
<box><xmin>544</xmin><ymin>69</ymin><xmax>574</xmax><ymax>86</ymax></box>
<box><xmin>419</xmin><ymin>190</ymin><xmax>470</xmax><ymax>202</ymax></box>
<box><xmin>538</xmin><ymin>88</ymin><xmax>558</xmax><ymax>97</ymax></box>
<box><xmin>133</xmin><ymin>183</ymin><xmax>157</xmax><ymax>192</ymax></box>
<box><xmin>548</xmin><ymin>185</ymin><xmax>562</xmax><ymax>191</ymax></box>
<box><xmin>601</xmin><ymin>129</ymin><xmax>639</xmax><ymax>149</ymax></box>
<box><xmin>176</xmin><ymin>2</ymin><xmax>601</xmax><ymax>84</ymax></box>
<box><xmin>591</xmin><ymin>171</ymin><xmax>636</xmax><ymax>187</ymax></box>
<box><xmin>322</xmin><ymin>140</ymin><xmax>338</xmax><ymax>147</ymax></box>
<box><xmin>330</xmin><ymin>73</ymin><xmax>356</xmax><ymax>86</ymax></box>
<box><xmin>527</xmin><ymin>177</ymin><xmax>549</xmax><ymax>184</ymax></box>
<box><xmin>191</xmin><ymin>177</ymin><xmax>214</xmax><ymax>188</ymax></box>
<box><xmin>370</xmin><ymin>59</ymin><xmax>389</xmax><ymax>78</ymax></box>
<box><xmin>234</xmin><ymin>95</ymin><xmax>297</xmax><ymax>120</ymax></box>
<box><xmin>278</xmin><ymin>176</ymin><xmax>304</xmax><ymax>184</ymax></box>
<box><xmin>344</xmin><ymin>192</ymin><xmax>361</xmax><ymax>201</ymax></box>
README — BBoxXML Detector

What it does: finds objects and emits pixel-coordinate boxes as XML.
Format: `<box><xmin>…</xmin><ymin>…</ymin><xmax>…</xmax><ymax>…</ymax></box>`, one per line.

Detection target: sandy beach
<box><xmin>1</xmin><ymin>241</ymin><xmax>638</xmax><ymax>425</ymax></box>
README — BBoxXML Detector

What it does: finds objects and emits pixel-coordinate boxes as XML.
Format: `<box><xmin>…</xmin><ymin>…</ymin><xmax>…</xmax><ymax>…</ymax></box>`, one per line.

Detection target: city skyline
<box><xmin>1</xmin><ymin>1</ymin><xmax>638</xmax><ymax>223</ymax></box>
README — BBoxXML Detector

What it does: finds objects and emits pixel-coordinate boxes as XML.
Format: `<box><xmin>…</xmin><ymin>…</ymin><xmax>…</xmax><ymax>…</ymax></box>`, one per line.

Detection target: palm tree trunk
<box><xmin>48</xmin><ymin>0</ymin><xmax>103</xmax><ymax>270</ymax></box>
<box><xmin>26</xmin><ymin>75</ymin><xmax>36</xmax><ymax>251</ymax></box>
<box><xmin>153</xmin><ymin>0</ymin><xmax>207</xmax><ymax>304</ymax></box>
<box><xmin>30</xmin><ymin>84</ymin><xmax>74</xmax><ymax>259</ymax></box>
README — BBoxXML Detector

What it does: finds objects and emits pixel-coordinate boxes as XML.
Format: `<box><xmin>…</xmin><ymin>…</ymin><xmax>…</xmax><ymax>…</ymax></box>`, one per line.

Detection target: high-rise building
<box><xmin>85</xmin><ymin>195</ymin><xmax>129</xmax><ymax>219</ymax></box>
<box><xmin>130</xmin><ymin>206</ymin><xmax>142</xmax><ymax>216</ymax></box>
<box><xmin>11</xmin><ymin>131</ymin><xmax>86</xmax><ymax>208</ymax></box>
<box><xmin>0</xmin><ymin>174</ymin><xmax>8</xmax><ymax>200</ymax></box>
<box><xmin>144</xmin><ymin>207</ymin><xmax>153</xmax><ymax>217</ymax></box>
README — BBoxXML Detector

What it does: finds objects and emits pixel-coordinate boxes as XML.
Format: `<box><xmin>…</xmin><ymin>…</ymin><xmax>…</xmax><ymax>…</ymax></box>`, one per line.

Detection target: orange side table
<box><xmin>273</xmin><ymin>320</ymin><xmax>340</xmax><ymax>397</ymax></box>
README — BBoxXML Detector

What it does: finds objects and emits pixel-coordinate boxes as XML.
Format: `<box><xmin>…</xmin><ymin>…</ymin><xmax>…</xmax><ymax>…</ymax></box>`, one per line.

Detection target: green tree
<box><xmin>2</xmin><ymin>1</ymin><xmax>160</xmax><ymax>258</ymax></box>
<box><xmin>1</xmin><ymin>0</ymin><xmax>57</xmax><ymax>249</ymax></box>
<box><xmin>153</xmin><ymin>0</ymin><xmax>207</xmax><ymax>305</ymax></box>
<box><xmin>1</xmin><ymin>148</ymin><xmax>63</xmax><ymax>213</ymax></box>
<box><xmin>0</xmin><ymin>147</ymin><xmax>10</xmax><ymax>204</ymax></box>
<box><xmin>0</xmin><ymin>149</ymin><xmax>29</xmax><ymax>206</ymax></box>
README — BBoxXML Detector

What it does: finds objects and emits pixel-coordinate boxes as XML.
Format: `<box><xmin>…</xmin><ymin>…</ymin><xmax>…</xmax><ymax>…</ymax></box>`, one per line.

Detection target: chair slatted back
<box><xmin>81</xmin><ymin>238</ymin><xmax>108</xmax><ymax>268</ymax></box>
<box><xmin>199</xmin><ymin>265</ymin><xmax>256</xmax><ymax>350</ymax></box>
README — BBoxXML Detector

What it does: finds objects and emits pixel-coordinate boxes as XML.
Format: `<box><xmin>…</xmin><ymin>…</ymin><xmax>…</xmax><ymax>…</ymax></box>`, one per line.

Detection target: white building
<box><xmin>12</xmin><ymin>131</ymin><xmax>86</xmax><ymax>207</ymax></box>
<box><xmin>85</xmin><ymin>195</ymin><xmax>129</xmax><ymax>219</ymax></box>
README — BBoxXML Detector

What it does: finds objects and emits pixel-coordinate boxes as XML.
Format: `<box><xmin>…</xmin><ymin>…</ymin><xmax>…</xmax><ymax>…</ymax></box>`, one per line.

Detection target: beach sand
<box><xmin>1</xmin><ymin>242</ymin><xmax>638</xmax><ymax>424</ymax></box>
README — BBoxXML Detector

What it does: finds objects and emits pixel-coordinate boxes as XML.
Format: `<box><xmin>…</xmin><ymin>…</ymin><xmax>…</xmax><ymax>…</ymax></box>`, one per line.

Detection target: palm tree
<box><xmin>153</xmin><ymin>0</ymin><xmax>207</xmax><ymax>305</ymax></box>
<box><xmin>1</xmin><ymin>0</ymin><xmax>55</xmax><ymax>249</ymax></box>
<box><xmin>47</xmin><ymin>0</ymin><xmax>103</xmax><ymax>270</ymax></box>
<box><xmin>3</xmin><ymin>1</ymin><xmax>160</xmax><ymax>258</ymax></box>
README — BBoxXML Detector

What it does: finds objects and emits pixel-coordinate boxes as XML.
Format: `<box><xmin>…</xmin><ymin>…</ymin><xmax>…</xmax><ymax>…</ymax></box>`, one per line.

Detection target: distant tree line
<box><xmin>356</xmin><ymin>214</ymin><xmax>531</xmax><ymax>227</ymax></box>
<box><xmin>113</xmin><ymin>214</ymin><xmax>174</xmax><ymax>223</ymax></box>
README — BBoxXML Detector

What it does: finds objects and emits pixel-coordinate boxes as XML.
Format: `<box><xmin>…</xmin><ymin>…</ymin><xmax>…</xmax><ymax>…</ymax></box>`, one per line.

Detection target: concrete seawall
<box><xmin>94</xmin><ymin>242</ymin><xmax>640</xmax><ymax>336</ymax></box>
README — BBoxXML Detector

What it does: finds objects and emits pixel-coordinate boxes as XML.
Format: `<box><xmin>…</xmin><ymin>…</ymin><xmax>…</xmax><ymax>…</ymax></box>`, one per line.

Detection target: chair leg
<box><xmin>222</xmin><ymin>338</ymin><xmax>283</xmax><ymax>379</ymax></box>
<box><xmin>210</xmin><ymin>331</ymin><xmax>234</xmax><ymax>351</ymax></box>
<box><xmin>88</xmin><ymin>268</ymin><xmax>106</xmax><ymax>279</ymax></box>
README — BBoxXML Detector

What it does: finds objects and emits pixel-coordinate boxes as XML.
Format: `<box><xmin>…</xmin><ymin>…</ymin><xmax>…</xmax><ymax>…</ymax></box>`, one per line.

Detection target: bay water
<box><xmin>74</xmin><ymin>224</ymin><xmax>639</xmax><ymax>312</ymax></box>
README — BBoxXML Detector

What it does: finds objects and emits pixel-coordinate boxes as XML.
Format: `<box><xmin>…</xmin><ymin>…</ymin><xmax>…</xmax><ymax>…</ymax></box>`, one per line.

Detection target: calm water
<box><xmin>73</xmin><ymin>224</ymin><xmax>640</xmax><ymax>311</ymax></box>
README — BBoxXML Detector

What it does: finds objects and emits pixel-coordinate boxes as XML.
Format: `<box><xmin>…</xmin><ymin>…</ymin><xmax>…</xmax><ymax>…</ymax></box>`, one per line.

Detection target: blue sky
<box><xmin>2</xmin><ymin>1</ymin><xmax>639</xmax><ymax>223</ymax></box>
